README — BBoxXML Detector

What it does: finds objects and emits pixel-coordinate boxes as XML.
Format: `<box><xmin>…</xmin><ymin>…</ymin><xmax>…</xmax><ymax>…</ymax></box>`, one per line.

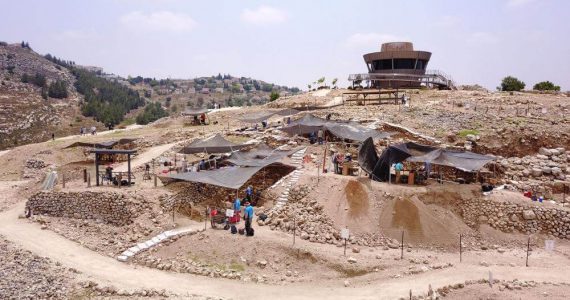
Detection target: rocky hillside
<box><xmin>125</xmin><ymin>75</ymin><xmax>300</xmax><ymax>118</ymax></box>
<box><xmin>0</xmin><ymin>42</ymin><xmax>101</xmax><ymax>149</ymax></box>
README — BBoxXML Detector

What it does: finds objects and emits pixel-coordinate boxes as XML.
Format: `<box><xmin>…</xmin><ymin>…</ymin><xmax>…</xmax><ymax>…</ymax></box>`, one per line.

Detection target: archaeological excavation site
<box><xmin>1</xmin><ymin>2</ymin><xmax>570</xmax><ymax>299</ymax></box>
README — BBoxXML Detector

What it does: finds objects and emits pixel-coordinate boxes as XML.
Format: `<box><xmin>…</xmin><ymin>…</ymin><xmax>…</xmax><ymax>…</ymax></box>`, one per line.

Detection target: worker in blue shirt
<box><xmin>394</xmin><ymin>162</ymin><xmax>404</xmax><ymax>183</ymax></box>
<box><xmin>245</xmin><ymin>185</ymin><xmax>253</xmax><ymax>202</ymax></box>
<box><xmin>244</xmin><ymin>201</ymin><xmax>254</xmax><ymax>236</ymax></box>
<box><xmin>233</xmin><ymin>197</ymin><xmax>241</xmax><ymax>214</ymax></box>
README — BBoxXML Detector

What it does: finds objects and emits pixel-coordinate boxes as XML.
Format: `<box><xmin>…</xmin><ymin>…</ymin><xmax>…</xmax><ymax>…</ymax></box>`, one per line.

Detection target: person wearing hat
<box><xmin>244</xmin><ymin>201</ymin><xmax>254</xmax><ymax>236</ymax></box>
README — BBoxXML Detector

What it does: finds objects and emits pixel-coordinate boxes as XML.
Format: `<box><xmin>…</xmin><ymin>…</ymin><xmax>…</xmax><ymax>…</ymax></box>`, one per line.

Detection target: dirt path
<box><xmin>114</xmin><ymin>143</ymin><xmax>176</xmax><ymax>172</ymax></box>
<box><xmin>0</xmin><ymin>149</ymin><xmax>10</xmax><ymax>158</ymax></box>
<box><xmin>1</xmin><ymin>201</ymin><xmax>569</xmax><ymax>300</ymax></box>
<box><xmin>55</xmin><ymin>124</ymin><xmax>145</xmax><ymax>141</ymax></box>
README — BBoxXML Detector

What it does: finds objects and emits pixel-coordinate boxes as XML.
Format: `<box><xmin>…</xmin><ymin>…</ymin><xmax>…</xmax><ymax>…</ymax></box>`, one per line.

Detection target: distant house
<box><xmin>215</xmin><ymin>87</ymin><xmax>224</xmax><ymax>94</ymax></box>
<box><xmin>200</xmin><ymin>87</ymin><xmax>210</xmax><ymax>94</ymax></box>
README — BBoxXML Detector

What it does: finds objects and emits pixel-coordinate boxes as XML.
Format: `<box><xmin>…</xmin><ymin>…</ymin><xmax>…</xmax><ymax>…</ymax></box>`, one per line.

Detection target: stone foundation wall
<box><xmin>461</xmin><ymin>198</ymin><xmax>570</xmax><ymax>239</ymax></box>
<box><xmin>26</xmin><ymin>191</ymin><xmax>135</xmax><ymax>226</ymax></box>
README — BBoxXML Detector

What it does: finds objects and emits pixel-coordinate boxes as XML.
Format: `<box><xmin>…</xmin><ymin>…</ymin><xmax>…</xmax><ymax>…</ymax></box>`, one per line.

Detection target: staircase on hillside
<box><xmin>271</xmin><ymin>147</ymin><xmax>306</xmax><ymax>210</ymax></box>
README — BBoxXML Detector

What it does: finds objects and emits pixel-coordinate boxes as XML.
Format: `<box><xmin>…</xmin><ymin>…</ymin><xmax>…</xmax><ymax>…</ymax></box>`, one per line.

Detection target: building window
<box><xmin>393</xmin><ymin>59</ymin><xmax>415</xmax><ymax>69</ymax></box>
<box><xmin>415</xmin><ymin>60</ymin><xmax>427</xmax><ymax>70</ymax></box>
<box><xmin>372</xmin><ymin>59</ymin><xmax>393</xmax><ymax>70</ymax></box>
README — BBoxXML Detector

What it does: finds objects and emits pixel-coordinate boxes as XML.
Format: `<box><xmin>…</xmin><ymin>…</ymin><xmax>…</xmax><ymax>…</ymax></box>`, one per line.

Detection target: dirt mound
<box><xmin>379</xmin><ymin>195</ymin><xmax>466</xmax><ymax>247</ymax></box>
<box><xmin>344</xmin><ymin>180</ymin><xmax>369</xmax><ymax>217</ymax></box>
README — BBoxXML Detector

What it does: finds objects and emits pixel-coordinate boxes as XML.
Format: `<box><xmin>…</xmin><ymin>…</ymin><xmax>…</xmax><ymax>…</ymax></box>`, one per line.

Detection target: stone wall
<box><xmin>461</xmin><ymin>198</ymin><xmax>570</xmax><ymax>239</ymax></box>
<box><xmin>26</xmin><ymin>191</ymin><xmax>135</xmax><ymax>226</ymax></box>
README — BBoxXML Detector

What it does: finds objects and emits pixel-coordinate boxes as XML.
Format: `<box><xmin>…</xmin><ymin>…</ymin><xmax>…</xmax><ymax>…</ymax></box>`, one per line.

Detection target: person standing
<box><xmin>233</xmin><ymin>197</ymin><xmax>241</xmax><ymax>217</ymax></box>
<box><xmin>244</xmin><ymin>201</ymin><xmax>254</xmax><ymax>236</ymax></box>
<box><xmin>245</xmin><ymin>185</ymin><xmax>253</xmax><ymax>202</ymax></box>
<box><xmin>395</xmin><ymin>161</ymin><xmax>404</xmax><ymax>184</ymax></box>
<box><xmin>332</xmin><ymin>152</ymin><xmax>338</xmax><ymax>174</ymax></box>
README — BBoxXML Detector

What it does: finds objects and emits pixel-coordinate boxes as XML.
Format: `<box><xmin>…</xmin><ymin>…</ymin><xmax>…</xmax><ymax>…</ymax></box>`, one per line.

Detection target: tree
<box><xmin>269</xmin><ymin>91</ymin><xmax>280</xmax><ymax>102</ymax></box>
<box><xmin>196</xmin><ymin>96</ymin><xmax>205</xmax><ymax>107</ymax></box>
<box><xmin>332</xmin><ymin>78</ymin><xmax>338</xmax><ymax>89</ymax></box>
<box><xmin>32</xmin><ymin>73</ymin><xmax>46</xmax><ymax>88</ymax></box>
<box><xmin>308</xmin><ymin>84</ymin><xmax>311</xmax><ymax>91</ymax></box>
<box><xmin>171</xmin><ymin>104</ymin><xmax>178</xmax><ymax>113</ymax></box>
<box><xmin>48</xmin><ymin>80</ymin><xmax>68</xmax><ymax>98</ymax></box>
<box><xmin>533</xmin><ymin>81</ymin><xmax>560</xmax><ymax>92</ymax></box>
<box><xmin>135</xmin><ymin>102</ymin><xmax>168</xmax><ymax>125</ymax></box>
<box><xmin>499</xmin><ymin>76</ymin><xmax>525</xmax><ymax>92</ymax></box>
<box><xmin>21</xmin><ymin>74</ymin><xmax>29</xmax><ymax>83</ymax></box>
<box><xmin>317</xmin><ymin>77</ymin><xmax>325</xmax><ymax>88</ymax></box>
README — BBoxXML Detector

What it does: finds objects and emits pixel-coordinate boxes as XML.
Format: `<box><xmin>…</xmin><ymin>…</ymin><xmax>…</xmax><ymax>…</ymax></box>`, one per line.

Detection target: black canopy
<box><xmin>178</xmin><ymin>134</ymin><xmax>250</xmax><ymax>154</ymax></box>
<box><xmin>182</xmin><ymin>108</ymin><xmax>209</xmax><ymax>116</ymax></box>
<box><xmin>358</xmin><ymin>138</ymin><xmax>495</xmax><ymax>181</ymax></box>
<box><xmin>65</xmin><ymin>138</ymin><xmax>137</xmax><ymax>149</ymax></box>
<box><xmin>281</xmin><ymin>114</ymin><xmax>390</xmax><ymax>142</ymax></box>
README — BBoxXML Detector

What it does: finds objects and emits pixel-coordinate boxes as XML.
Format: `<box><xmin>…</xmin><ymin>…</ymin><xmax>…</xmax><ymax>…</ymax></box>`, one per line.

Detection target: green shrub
<box><xmin>533</xmin><ymin>81</ymin><xmax>560</xmax><ymax>92</ymax></box>
<box><xmin>499</xmin><ymin>76</ymin><xmax>525</xmax><ymax>92</ymax></box>
<box><xmin>269</xmin><ymin>91</ymin><xmax>280</xmax><ymax>102</ymax></box>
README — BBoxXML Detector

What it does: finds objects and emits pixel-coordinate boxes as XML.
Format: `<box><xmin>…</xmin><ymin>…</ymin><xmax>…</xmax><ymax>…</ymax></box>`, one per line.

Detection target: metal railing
<box><xmin>348</xmin><ymin>69</ymin><xmax>456</xmax><ymax>89</ymax></box>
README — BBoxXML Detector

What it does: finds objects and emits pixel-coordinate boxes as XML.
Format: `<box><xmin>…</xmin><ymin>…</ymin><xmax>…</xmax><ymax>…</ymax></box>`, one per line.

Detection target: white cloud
<box><xmin>240</xmin><ymin>6</ymin><xmax>287</xmax><ymax>25</ymax></box>
<box><xmin>345</xmin><ymin>33</ymin><xmax>408</xmax><ymax>49</ymax></box>
<box><xmin>120</xmin><ymin>11</ymin><xmax>197</xmax><ymax>32</ymax></box>
<box><xmin>506</xmin><ymin>0</ymin><xmax>537</xmax><ymax>7</ymax></box>
<box><xmin>467</xmin><ymin>32</ymin><xmax>499</xmax><ymax>44</ymax></box>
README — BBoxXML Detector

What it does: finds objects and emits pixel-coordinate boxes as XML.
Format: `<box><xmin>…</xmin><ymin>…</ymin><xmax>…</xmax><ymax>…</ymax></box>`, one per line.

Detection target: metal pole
<box><xmin>344</xmin><ymin>238</ymin><xmax>347</xmax><ymax>256</ymax></box>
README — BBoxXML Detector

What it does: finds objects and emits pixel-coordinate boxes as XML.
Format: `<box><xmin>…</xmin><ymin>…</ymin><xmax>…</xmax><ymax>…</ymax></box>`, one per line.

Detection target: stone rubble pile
<box><xmin>260</xmin><ymin>185</ymin><xmax>389</xmax><ymax>247</ymax></box>
<box><xmin>460</xmin><ymin>197</ymin><xmax>570</xmax><ymax>239</ymax></box>
<box><xmin>499</xmin><ymin>147</ymin><xmax>569</xmax><ymax>194</ymax></box>
<box><xmin>25</xmin><ymin>158</ymin><xmax>47</xmax><ymax>169</ymax></box>
<box><xmin>0</xmin><ymin>236</ymin><xmax>77</xmax><ymax>299</ymax></box>
<box><xmin>26</xmin><ymin>191</ymin><xmax>138</xmax><ymax>226</ymax></box>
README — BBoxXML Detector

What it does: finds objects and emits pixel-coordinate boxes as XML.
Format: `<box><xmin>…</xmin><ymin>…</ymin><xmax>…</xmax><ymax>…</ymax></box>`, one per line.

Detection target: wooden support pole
<box><xmin>87</xmin><ymin>172</ymin><xmax>91</xmax><ymax>187</ymax></box>
<box><xmin>526</xmin><ymin>236</ymin><xmax>530</xmax><ymax>267</ymax></box>
<box><xmin>460</xmin><ymin>234</ymin><xmax>463</xmax><ymax>262</ymax></box>
<box><xmin>401</xmin><ymin>230</ymin><xmax>404</xmax><ymax>259</ymax></box>
<box><xmin>62</xmin><ymin>173</ymin><xmax>65</xmax><ymax>188</ymax></box>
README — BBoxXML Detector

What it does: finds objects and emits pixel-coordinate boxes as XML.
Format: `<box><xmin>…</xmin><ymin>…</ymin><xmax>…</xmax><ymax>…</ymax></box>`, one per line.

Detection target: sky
<box><xmin>1</xmin><ymin>0</ymin><xmax>569</xmax><ymax>90</ymax></box>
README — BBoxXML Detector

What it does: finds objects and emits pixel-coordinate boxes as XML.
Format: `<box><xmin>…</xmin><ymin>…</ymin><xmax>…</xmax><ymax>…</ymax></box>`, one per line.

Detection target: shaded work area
<box><xmin>358</xmin><ymin>138</ymin><xmax>495</xmax><ymax>183</ymax></box>
<box><xmin>90</xmin><ymin>149</ymin><xmax>137</xmax><ymax>186</ymax></box>
<box><xmin>182</xmin><ymin>108</ymin><xmax>210</xmax><ymax>126</ymax></box>
<box><xmin>65</xmin><ymin>138</ymin><xmax>137</xmax><ymax>150</ymax></box>
<box><xmin>162</xmin><ymin>145</ymin><xmax>298</xmax><ymax>189</ymax></box>
<box><xmin>178</xmin><ymin>134</ymin><xmax>251</xmax><ymax>154</ymax></box>
<box><xmin>280</xmin><ymin>114</ymin><xmax>391</xmax><ymax>142</ymax></box>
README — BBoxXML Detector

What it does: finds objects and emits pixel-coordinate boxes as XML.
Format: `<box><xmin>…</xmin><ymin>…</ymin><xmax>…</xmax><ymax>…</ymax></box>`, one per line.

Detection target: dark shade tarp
<box><xmin>281</xmin><ymin>114</ymin><xmax>390</xmax><ymax>142</ymax></box>
<box><xmin>226</xmin><ymin>144</ymin><xmax>300</xmax><ymax>167</ymax></box>
<box><xmin>163</xmin><ymin>166</ymin><xmax>263</xmax><ymax>189</ymax></box>
<box><xmin>178</xmin><ymin>134</ymin><xmax>250</xmax><ymax>154</ymax></box>
<box><xmin>358</xmin><ymin>138</ymin><xmax>495</xmax><ymax>181</ymax></box>
<box><xmin>182</xmin><ymin>108</ymin><xmax>209</xmax><ymax>116</ymax></box>
<box><xmin>65</xmin><ymin>138</ymin><xmax>137</xmax><ymax>149</ymax></box>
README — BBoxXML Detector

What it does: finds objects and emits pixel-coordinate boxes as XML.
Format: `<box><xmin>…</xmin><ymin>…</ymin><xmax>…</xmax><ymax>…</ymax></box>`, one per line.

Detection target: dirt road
<box><xmin>114</xmin><ymin>143</ymin><xmax>177</xmax><ymax>172</ymax></box>
<box><xmin>1</xmin><ymin>201</ymin><xmax>569</xmax><ymax>300</ymax></box>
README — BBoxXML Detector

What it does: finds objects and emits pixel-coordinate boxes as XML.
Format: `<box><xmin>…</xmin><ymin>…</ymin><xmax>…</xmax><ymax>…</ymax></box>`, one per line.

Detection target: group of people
<box><xmin>309</xmin><ymin>129</ymin><xmax>325</xmax><ymax>145</ymax></box>
<box><xmin>229</xmin><ymin>187</ymin><xmax>255</xmax><ymax>237</ymax></box>
<box><xmin>331</xmin><ymin>151</ymin><xmax>352</xmax><ymax>174</ymax></box>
